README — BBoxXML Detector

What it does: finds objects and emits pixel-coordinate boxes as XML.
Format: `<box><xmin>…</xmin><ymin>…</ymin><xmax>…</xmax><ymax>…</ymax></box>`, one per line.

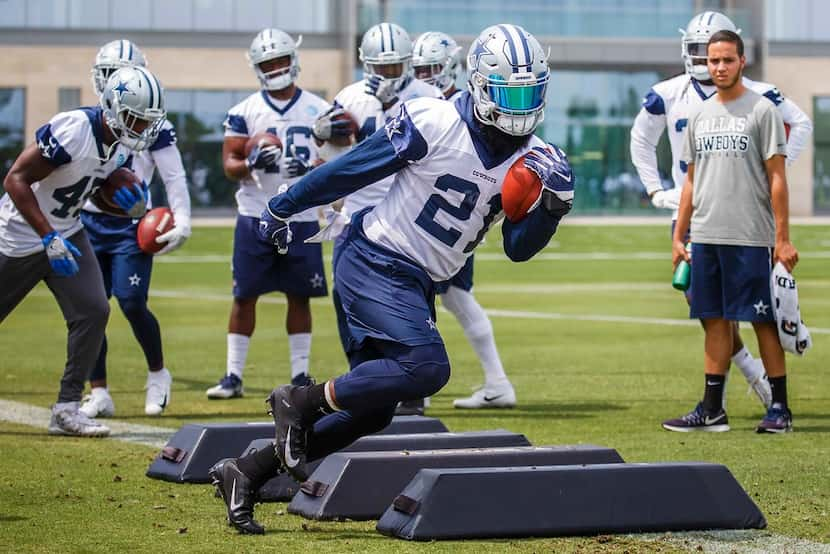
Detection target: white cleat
<box><xmin>453</xmin><ymin>381</ymin><xmax>516</xmax><ymax>409</ymax></box>
<box><xmin>747</xmin><ymin>371</ymin><xmax>773</xmax><ymax>409</ymax></box>
<box><xmin>79</xmin><ymin>388</ymin><xmax>115</xmax><ymax>418</ymax></box>
<box><xmin>48</xmin><ymin>402</ymin><xmax>110</xmax><ymax>437</ymax></box>
<box><xmin>145</xmin><ymin>368</ymin><xmax>172</xmax><ymax>416</ymax></box>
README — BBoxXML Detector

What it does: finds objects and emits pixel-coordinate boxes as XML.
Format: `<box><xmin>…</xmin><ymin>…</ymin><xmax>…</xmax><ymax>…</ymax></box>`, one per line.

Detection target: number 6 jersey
<box><xmin>0</xmin><ymin>106</ymin><xmax>130</xmax><ymax>256</ymax></box>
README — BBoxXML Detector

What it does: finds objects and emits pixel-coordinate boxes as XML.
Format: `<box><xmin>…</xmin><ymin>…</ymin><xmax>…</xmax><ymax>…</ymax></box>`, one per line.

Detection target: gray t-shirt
<box><xmin>681</xmin><ymin>88</ymin><xmax>787</xmax><ymax>247</ymax></box>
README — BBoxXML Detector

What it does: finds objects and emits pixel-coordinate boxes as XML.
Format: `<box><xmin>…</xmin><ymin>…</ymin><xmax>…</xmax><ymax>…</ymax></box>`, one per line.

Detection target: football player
<box><xmin>80</xmin><ymin>40</ymin><xmax>192</xmax><ymax>418</ymax></box>
<box><xmin>310</xmin><ymin>22</ymin><xmax>442</xmax><ymax>414</ymax></box>
<box><xmin>211</xmin><ymin>24</ymin><xmax>574</xmax><ymax>534</ymax></box>
<box><xmin>205</xmin><ymin>29</ymin><xmax>332</xmax><ymax>399</ymax></box>
<box><xmin>630</xmin><ymin>11</ymin><xmax>813</xmax><ymax>409</ymax></box>
<box><xmin>0</xmin><ymin>66</ymin><xmax>162</xmax><ymax>436</ymax></box>
<box><xmin>413</xmin><ymin>30</ymin><xmax>516</xmax><ymax>409</ymax></box>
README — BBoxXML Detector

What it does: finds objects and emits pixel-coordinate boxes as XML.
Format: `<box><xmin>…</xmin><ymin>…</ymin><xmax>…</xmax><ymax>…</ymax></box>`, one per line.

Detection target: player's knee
<box><xmin>116</xmin><ymin>295</ymin><xmax>149</xmax><ymax>320</ymax></box>
<box><xmin>399</xmin><ymin>343</ymin><xmax>451</xmax><ymax>397</ymax></box>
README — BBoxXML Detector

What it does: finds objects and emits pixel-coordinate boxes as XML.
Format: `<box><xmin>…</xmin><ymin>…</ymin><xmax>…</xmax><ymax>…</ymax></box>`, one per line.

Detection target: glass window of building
<box><xmin>813</xmin><ymin>97</ymin><xmax>830</xmax><ymax>213</ymax></box>
<box><xmin>0</xmin><ymin>88</ymin><xmax>26</xmax><ymax>188</ymax></box>
<box><xmin>58</xmin><ymin>88</ymin><xmax>81</xmax><ymax>112</ymax></box>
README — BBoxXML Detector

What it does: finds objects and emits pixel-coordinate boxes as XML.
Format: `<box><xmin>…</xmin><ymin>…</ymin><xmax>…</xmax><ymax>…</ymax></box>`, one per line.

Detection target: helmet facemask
<box><xmin>253</xmin><ymin>53</ymin><xmax>299</xmax><ymax>91</ymax></box>
<box><xmin>362</xmin><ymin>57</ymin><xmax>413</xmax><ymax>103</ymax></box>
<box><xmin>100</xmin><ymin>66</ymin><xmax>166</xmax><ymax>155</ymax></box>
<box><xmin>247</xmin><ymin>30</ymin><xmax>302</xmax><ymax>91</ymax></box>
<box><xmin>107</xmin><ymin>102</ymin><xmax>165</xmax><ymax>152</ymax></box>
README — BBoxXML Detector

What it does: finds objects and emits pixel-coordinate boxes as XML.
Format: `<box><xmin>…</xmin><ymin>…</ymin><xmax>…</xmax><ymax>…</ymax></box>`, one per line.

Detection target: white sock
<box><xmin>227</xmin><ymin>333</ymin><xmax>250</xmax><ymax>379</ymax></box>
<box><xmin>440</xmin><ymin>287</ymin><xmax>508</xmax><ymax>386</ymax></box>
<box><xmin>731</xmin><ymin>346</ymin><xmax>765</xmax><ymax>383</ymax></box>
<box><xmin>90</xmin><ymin>386</ymin><xmax>109</xmax><ymax>396</ymax></box>
<box><xmin>289</xmin><ymin>333</ymin><xmax>312</xmax><ymax>379</ymax></box>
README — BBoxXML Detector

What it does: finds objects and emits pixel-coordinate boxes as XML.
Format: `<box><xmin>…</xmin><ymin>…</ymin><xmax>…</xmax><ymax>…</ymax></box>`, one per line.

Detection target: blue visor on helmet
<box><xmin>486</xmin><ymin>72</ymin><xmax>548</xmax><ymax>113</ymax></box>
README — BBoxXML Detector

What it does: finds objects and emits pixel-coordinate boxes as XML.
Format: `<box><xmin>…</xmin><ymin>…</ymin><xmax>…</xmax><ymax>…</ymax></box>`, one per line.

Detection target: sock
<box><xmin>768</xmin><ymin>376</ymin><xmax>788</xmax><ymax>407</ymax></box>
<box><xmin>227</xmin><ymin>333</ymin><xmax>250</xmax><ymax>379</ymax></box>
<box><xmin>90</xmin><ymin>386</ymin><xmax>109</xmax><ymax>396</ymax></box>
<box><xmin>731</xmin><ymin>346</ymin><xmax>765</xmax><ymax>383</ymax></box>
<box><xmin>236</xmin><ymin>442</ymin><xmax>283</xmax><ymax>487</ymax></box>
<box><xmin>703</xmin><ymin>374</ymin><xmax>726</xmax><ymax>414</ymax></box>
<box><xmin>288</xmin><ymin>333</ymin><xmax>312</xmax><ymax>379</ymax></box>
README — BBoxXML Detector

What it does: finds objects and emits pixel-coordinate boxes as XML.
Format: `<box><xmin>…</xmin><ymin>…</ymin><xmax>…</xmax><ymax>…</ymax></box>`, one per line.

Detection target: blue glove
<box><xmin>524</xmin><ymin>144</ymin><xmax>575</xmax><ymax>218</ymax></box>
<box><xmin>112</xmin><ymin>181</ymin><xmax>148</xmax><ymax>218</ymax></box>
<box><xmin>365</xmin><ymin>74</ymin><xmax>397</xmax><ymax>104</ymax></box>
<box><xmin>258</xmin><ymin>207</ymin><xmax>292</xmax><ymax>255</ymax></box>
<box><xmin>246</xmin><ymin>140</ymin><xmax>281</xmax><ymax>171</ymax></box>
<box><xmin>281</xmin><ymin>145</ymin><xmax>313</xmax><ymax>178</ymax></box>
<box><xmin>42</xmin><ymin>231</ymin><xmax>82</xmax><ymax>277</ymax></box>
<box><xmin>312</xmin><ymin>106</ymin><xmax>354</xmax><ymax>141</ymax></box>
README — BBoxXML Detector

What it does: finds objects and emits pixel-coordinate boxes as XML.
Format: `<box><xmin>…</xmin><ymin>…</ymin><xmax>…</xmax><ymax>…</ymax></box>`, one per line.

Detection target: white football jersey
<box><xmin>334</xmin><ymin>77</ymin><xmax>443</xmax><ymax>218</ymax></box>
<box><xmin>0</xmin><ymin>107</ymin><xmax>132</xmax><ymax>257</ymax></box>
<box><xmin>631</xmin><ymin>74</ymin><xmax>813</xmax><ymax>199</ymax></box>
<box><xmin>362</xmin><ymin>96</ymin><xmax>546</xmax><ymax>281</ymax></box>
<box><xmin>224</xmin><ymin>89</ymin><xmax>330</xmax><ymax>221</ymax></box>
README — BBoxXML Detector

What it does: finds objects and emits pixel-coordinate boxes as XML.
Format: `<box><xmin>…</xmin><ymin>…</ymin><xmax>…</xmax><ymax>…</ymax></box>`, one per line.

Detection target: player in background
<box><xmin>205</xmin><ymin>29</ymin><xmax>331</xmax><ymax>399</ymax></box>
<box><xmin>411</xmin><ymin>31</ymin><xmax>516</xmax><ymax>409</ymax></box>
<box><xmin>0</xmin><ymin>67</ymin><xmax>161</xmax><ymax>436</ymax></box>
<box><xmin>80</xmin><ymin>40</ymin><xmax>192</xmax><ymax>418</ymax></box>
<box><xmin>310</xmin><ymin>22</ymin><xmax>442</xmax><ymax>414</ymax></box>
<box><xmin>630</xmin><ymin>11</ymin><xmax>812</xmax><ymax>409</ymax></box>
<box><xmin>210</xmin><ymin>24</ymin><xmax>573</xmax><ymax>534</ymax></box>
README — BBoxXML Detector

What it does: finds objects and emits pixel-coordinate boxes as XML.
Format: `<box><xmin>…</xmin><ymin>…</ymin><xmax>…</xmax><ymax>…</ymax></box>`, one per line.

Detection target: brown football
<box><xmin>244</xmin><ymin>132</ymin><xmax>282</xmax><ymax>157</ymax></box>
<box><xmin>329</xmin><ymin>111</ymin><xmax>359</xmax><ymax>147</ymax></box>
<box><xmin>89</xmin><ymin>166</ymin><xmax>142</xmax><ymax>217</ymax></box>
<box><xmin>137</xmin><ymin>207</ymin><xmax>175</xmax><ymax>254</ymax></box>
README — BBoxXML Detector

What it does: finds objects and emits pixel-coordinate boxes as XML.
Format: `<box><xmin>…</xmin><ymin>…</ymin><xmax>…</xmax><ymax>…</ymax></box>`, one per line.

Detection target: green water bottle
<box><xmin>672</xmin><ymin>243</ymin><xmax>692</xmax><ymax>291</ymax></box>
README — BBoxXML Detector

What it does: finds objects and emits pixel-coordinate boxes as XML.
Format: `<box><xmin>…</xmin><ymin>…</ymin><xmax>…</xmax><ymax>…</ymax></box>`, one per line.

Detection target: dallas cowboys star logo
<box><xmin>128</xmin><ymin>273</ymin><xmax>141</xmax><ymax>287</ymax></box>
<box><xmin>426</xmin><ymin>318</ymin><xmax>437</xmax><ymax>331</ymax></box>
<box><xmin>112</xmin><ymin>80</ymin><xmax>134</xmax><ymax>100</ymax></box>
<box><xmin>440</xmin><ymin>39</ymin><xmax>450</xmax><ymax>47</ymax></box>
<box><xmin>753</xmin><ymin>300</ymin><xmax>769</xmax><ymax>315</ymax></box>
<box><xmin>309</xmin><ymin>273</ymin><xmax>324</xmax><ymax>288</ymax></box>
<box><xmin>469</xmin><ymin>38</ymin><xmax>494</xmax><ymax>67</ymax></box>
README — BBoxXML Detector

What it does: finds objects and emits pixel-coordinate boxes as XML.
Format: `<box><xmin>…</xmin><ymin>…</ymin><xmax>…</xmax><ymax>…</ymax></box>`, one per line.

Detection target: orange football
<box><xmin>501</xmin><ymin>155</ymin><xmax>542</xmax><ymax>223</ymax></box>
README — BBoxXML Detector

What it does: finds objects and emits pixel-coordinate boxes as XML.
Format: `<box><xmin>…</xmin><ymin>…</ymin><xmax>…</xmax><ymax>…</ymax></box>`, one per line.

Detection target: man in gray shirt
<box><xmin>663</xmin><ymin>30</ymin><xmax>799</xmax><ymax>434</ymax></box>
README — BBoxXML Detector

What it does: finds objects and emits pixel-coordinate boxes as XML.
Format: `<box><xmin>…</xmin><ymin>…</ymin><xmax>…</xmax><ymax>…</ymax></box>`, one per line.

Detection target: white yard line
<box><xmin>0</xmin><ymin>399</ymin><xmax>174</xmax><ymax>449</ymax></box>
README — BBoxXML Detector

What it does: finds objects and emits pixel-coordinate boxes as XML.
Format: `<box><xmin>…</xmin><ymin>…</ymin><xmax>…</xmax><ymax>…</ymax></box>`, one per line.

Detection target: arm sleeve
<box><xmin>501</xmin><ymin>206</ymin><xmax>561</xmax><ymax>262</ymax></box>
<box><xmin>151</xmin><ymin>145</ymin><xmax>192</xmax><ymax>223</ymax></box>
<box><xmin>629</xmin><ymin>90</ymin><xmax>668</xmax><ymax>195</ymax></box>
<box><xmin>761</xmin><ymin>105</ymin><xmax>788</xmax><ymax>161</ymax></box>
<box><xmin>223</xmin><ymin>112</ymin><xmax>249</xmax><ymax>138</ymax></box>
<box><xmin>776</xmin><ymin>97</ymin><xmax>813</xmax><ymax>165</ymax></box>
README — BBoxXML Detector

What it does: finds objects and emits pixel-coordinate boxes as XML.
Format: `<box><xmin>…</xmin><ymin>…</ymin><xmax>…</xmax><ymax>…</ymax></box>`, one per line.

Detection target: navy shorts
<box><xmin>232</xmin><ymin>215</ymin><xmax>328</xmax><ymax>299</ymax></box>
<box><xmin>82</xmin><ymin>211</ymin><xmax>141</xmax><ymax>255</ymax></box>
<box><xmin>83</xmin><ymin>211</ymin><xmax>152</xmax><ymax>300</ymax></box>
<box><xmin>333</xmin><ymin>216</ymin><xmax>442</xmax><ymax>353</ymax></box>
<box><xmin>689</xmin><ymin>243</ymin><xmax>774</xmax><ymax>322</ymax></box>
<box><xmin>435</xmin><ymin>255</ymin><xmax>474</xmax><ymax>294</ymax></box>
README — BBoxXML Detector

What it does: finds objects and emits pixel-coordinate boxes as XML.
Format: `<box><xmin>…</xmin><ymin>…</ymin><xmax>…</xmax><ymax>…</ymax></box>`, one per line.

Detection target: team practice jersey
<box><xmin>224</xmin><ymin>88</ymin><xmax>330</xmax><ymax>222</ymax></box>
<box><xmin>630</xmin><ymin>74</ymin><xmax>812</xmax><ymax>199</ymax></box>
<box><xmin>0</xmin><ymin>106</ymin><xmax>132</xmax><ymax>256</ymax></box>
<box><xmin>334</xmin><ymin>77</ymin><xmax>442</xmax><ymax>218</ymax></box>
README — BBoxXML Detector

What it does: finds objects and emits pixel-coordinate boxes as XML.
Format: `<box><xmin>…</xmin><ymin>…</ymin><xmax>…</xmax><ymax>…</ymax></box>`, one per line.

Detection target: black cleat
<box><xmin>266</xmin><ymin>385</ymin><xmax>310</xmax><ymax>483</ymax></box>
<box><xmin>209</xmin><ymin>459</ymin><xmax>265</xmax><ymax>535</ymax></box>
<box><xmin>395</xmin><ymin>398</ymin><xmax>425</xmax><ymax>416</ymax></box>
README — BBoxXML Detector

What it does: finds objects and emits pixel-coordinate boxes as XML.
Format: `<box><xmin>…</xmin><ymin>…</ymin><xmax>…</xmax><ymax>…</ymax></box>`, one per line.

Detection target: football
<box><xmin>329</xmin><ymin>110</ymin><xmax>359</xmax><ymax>147</ymax></box>
<box><xmin>244</xmin><ymin>132</ymin><xmax>282</xmax><ymax>157</ymax></box>
<box><xmin>501</xmin><ymin>155</ymin><xmax>542</xmax><ymax>223</ymax></box>
<box><xmin>90</xmin><ymin>166</ymin><xmax>142</xmax><ymax>216</ymax></box>
<box><xmin>137</xmin><ymin>207</ymin><xmax>175</xmax><ymax>254</ymax></box>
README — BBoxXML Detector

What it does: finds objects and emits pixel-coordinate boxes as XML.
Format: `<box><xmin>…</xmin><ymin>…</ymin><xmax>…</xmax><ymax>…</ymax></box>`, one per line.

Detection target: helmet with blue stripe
<box><xmin>91</xmin><ymin>39</ymin><xmax>148</xmax><ymax>96</ymax></box>
<box><xmin>412</xmin><ymin>31</ymin><xmax>462</xmax><ymax>94</ymax></box>
<box><xmin>100</xmin><ymin>66</ymin><xmax>166</xmax><ymax>152</ymax></box>
<box><xmin>680</xmin><ymin>12</ymin><xmax>740</xmax><ymax>81</ymax></box>
<box><xmin>359</xmin><ymin>22</ymin><xmax>414</xmax><ymax>102</ymax></box>
<box><xmin>247</xmin><ymin>28</ymin><xmax>302</xmax><ymax>91</ymax></box>
<box><xmin>467</xmin><ymin>24</ymin><xmax>549</xmax><ymax>136</ymax></box>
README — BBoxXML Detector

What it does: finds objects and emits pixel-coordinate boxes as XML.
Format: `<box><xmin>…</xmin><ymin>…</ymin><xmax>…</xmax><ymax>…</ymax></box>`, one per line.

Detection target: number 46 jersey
<box><xmin>0</xmin><ymin>106</ymin><xmax>130</xmax><ymax>257</ymax></box>
<box><xmin>362</xmin><ymin>94</ymin><xmax>546</xmax><ymax>282</ymax></box>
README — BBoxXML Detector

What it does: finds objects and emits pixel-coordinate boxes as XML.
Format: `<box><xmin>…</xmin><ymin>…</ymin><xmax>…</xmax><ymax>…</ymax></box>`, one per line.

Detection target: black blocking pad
<box><xmin>287</xmin><ymin>445</ymin><xmax>624</xmax><ymax>521</ymax></box>
<box><xmin>254</xmin><ymin>430</ymin><xmax>532</xmax><ymax>502</ymax></box>
<box><xmin>376</xmin><ymin>463</ymin><xmax>767</xmax><ymax>540</ymax></box>
<box><xmin>145</xmin><ymin>416</ymin><xmax>448</xmax><ymax>484</ymax></box>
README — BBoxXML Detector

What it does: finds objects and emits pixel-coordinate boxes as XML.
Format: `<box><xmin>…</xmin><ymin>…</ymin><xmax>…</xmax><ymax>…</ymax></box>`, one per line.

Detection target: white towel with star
<box><xmin>771</xmin><ymin>262</ymin><xmax>812</xmax><ymax>355</ymax></box>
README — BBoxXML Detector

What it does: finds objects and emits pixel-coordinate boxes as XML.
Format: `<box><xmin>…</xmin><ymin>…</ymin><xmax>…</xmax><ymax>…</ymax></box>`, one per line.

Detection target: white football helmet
<box><xmin>91</xmin><ymin>39</ymin><xmax>148</xmax><ymax>96</ymax></box>
<box><xmin>467</xmin><ymin>24</ymin><xmax>549</xmax><ymax>136</ymax></box>
<box><xmin>100</xmin><ymin>66</ymin><xmax>166</xmax><ymax>153</ymax></box>
<box><xmin>247</xmin><ymin>28</ymin><xmax>302</xmax><ymax>91</ymax></box>
<box><xmin>680</xmin><ymin>11</ymin><xmax>741</xmax><ymax>81</ymax></box>
<box><xmin>412</xmin><ymin>31</ymin><xmax>462</xmax><ymax>94</ymax></box>
<box><xmin>359</xmin><ymin>22</ymin><xmax>413</xmax><ymax>102</ymax></box>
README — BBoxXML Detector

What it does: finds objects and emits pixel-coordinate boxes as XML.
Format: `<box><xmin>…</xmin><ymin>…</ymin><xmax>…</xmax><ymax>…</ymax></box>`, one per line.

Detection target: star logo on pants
<box><xmin>309</xmin><ymin>273</ymin><xmax>324</xmax><ymax>288</ymax></box>
<box><xmin>753</xmin><ymin>300</ymin><xmax>769</xmax><ymax>315</ymax></box>
<box><xmin>426</xmin><ymin>318</ymin><xmax>437</xmax><ymax>331</ymax></box>
<box><xmin>128</xmin><ymin>273</ymin><xmax>141</xmax><ymax>287</ymax></box>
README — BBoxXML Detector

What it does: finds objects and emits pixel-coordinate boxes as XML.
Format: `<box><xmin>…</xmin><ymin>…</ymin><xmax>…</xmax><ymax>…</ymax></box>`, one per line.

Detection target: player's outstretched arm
<box><xmin>3</xmin><ymin>143</ymin><xmax>58</xmax><ymax>237</ymax></box>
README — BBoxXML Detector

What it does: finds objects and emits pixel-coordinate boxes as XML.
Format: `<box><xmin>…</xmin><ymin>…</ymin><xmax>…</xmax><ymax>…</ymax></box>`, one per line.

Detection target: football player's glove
<box><xmin>246</xmin><ymin>140</ymin><xmax>281</xmax><ymax>172</ymax></box>
<box><xmin>524</xmin><ymin>144</ymin><xmax>574</xmax><ymax>218</ymax></box>
<box><xmin>312</xmin><ymin>106</ymin><xmax>353</xmax><ymax>141</ymax></box>
<box><xmin>258</xmin><ymin>207</ymin><xmax>292</xmax><ymax>255</ymax></box>
<box><xmin>42</xmin><ymin>231</ymin><xmax>82</xmax><ymax>277</ymax></box>
<box><xmin>155</xmin><ymin>219</ymin><xmax>191</xmax><ymax>255</ymax></box>
<box><xmin>281</xmin><ymin>144</ymin><xmax>313</xmax><ymax>178</ymax></box>
<box><xmin>651</xmin><ymin>188</ymin><xmax>681</xmax><ymax>210</ymax></box>
<box><xmin>112</xmin><ymin>181</ymin><xmax>149</xmax><ymax>218</ymax></box>
<box><xmin>365</xmin><ymin>74</ymin><xmax>398</xmax><ymax>104</ymax></box>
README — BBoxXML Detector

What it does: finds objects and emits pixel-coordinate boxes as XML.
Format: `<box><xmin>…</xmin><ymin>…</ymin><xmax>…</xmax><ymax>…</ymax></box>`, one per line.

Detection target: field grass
<box><xmin>1</xmin><ymin>224</ymin><xmax>828</xmax><ymax>553</ymax></box>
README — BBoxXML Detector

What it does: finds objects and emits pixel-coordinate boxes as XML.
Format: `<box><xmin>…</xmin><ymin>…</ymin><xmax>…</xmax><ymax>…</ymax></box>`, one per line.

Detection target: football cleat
<box><xmin>144</xmin><ymin>368</ymin><xmax>171</xmax><ymax>416</ymax></box>
<box><xmin>48</xmin><ymin>402</ymin><xmax>110</xmax><ymax>437</ymax></box>
<box><xmin>291</xmin><ymin>373</ymin><xmax>315</xmax><ymax>387</ymax></box>
<box><xmin>662</xmin><ymin>402</ymin><xmax>729</xmax><ymax>432</ymax></box>
<box><xmin>453</xmin><ymin>382</ymin><xmax>516</xmax><ymax>409</ymax></box>
<box><xmin>396</xmin><ymin>398</ymin><xmax>427</xmax><ymax>415</ymax></box>
<box><xmin>206</xmin><ymin>374</ymin><xmax>244</xmax><ymax>399</ymax></box>
<box><xmin>209</xmin><ymin>459</ymin><xmax>265</xmax><ymax>535</ymax></box>
<box><xmin>79</xmin><ymin>388</ymin><xmax>115</xmax><ymax>418</ymax></box>
<box><xmin>746</xmin><ymin>368</ymin><xmax>773</xmax><ymax>409</ymax></box>
<box><xmin>756</xmin><ymin>403</ymin><xmax>793</xmax><ymax>434</ymax></box>
<box><xmin>266</xmin><ymin>385</ymin><xmax>310</xmax><ymax>483</ymax></box>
